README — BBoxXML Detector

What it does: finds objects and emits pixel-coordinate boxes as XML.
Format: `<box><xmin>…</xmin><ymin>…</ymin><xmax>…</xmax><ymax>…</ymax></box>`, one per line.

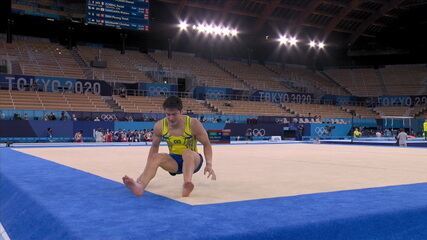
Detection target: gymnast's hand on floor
<box><xmin>204</xmin><ymin>164</ymin><xmax>216</xmax><ymax>180</ymax></box>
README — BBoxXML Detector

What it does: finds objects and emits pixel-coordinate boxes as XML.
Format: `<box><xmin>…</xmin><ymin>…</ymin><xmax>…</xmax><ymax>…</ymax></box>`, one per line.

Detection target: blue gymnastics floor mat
<box><xmin>1</xmin><ymin>148</ymin><xmax>427</xmax><ymax>240</ymax></box>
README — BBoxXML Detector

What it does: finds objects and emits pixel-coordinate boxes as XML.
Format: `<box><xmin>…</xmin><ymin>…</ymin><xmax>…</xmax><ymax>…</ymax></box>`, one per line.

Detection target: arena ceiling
<box><xmin>1</xmin><ymin>0</ymin><xmax>426</xmax><ymax>65</ymax></box>
<box><xmin>155</xmin><ymin>0</ymin><xmax>427</xmax><ymax>47</ymax></box>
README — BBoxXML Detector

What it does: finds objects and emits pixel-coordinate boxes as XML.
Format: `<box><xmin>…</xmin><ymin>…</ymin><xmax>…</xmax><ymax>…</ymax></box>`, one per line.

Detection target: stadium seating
<box><xmin>0</xmin><ymin>90</ymin><xmax>111</xmax><ymax>112</ymax></box>
<box><xmin>0</xmin><ymin>91</ymin><xmax>14</xmax><ymax>109</ymax></box>
<box><xmin>207</xmin><ymin>100</ymin><xmax>292</xmax><ymax>116</ymax></box>
<box><xmin>323</xmin><ymin>68</ymin><xmax>385</xmax><ymax>97</ymax></box>
<box><xmin>373</xmin><ymin>106</ymin><xmax>412</xmax><ymax>117</ymax></box>
<box><xmin>413</xmin><ymin>105</ymin><xmax>427</xmax><ymax>117</ymax></box>
<box><xmin>324</xmin><ymin>65</ymin><xmax>427</xmax><ymax>97</ymax></box>
<box><xmin>63</xmin><ymin>92</ymin><xmax>111</xmax><ymax>112</ymax></box>
<box><xmin>266</xmin><ymin>64</ymin><xmax>347</xmax><ymax>95</ymax></box>
<box><xmin>374</xmin><ymin>105</ymin><xmax>427</xmax><ymax>117</ymax></box>
<box><xmin>0</xmin><ymin>36</ymin><xmax>86</xmax><ymax>79</ymax></box>
<box><xmin>283</xmin><ymin>103</ymin><xmax>352</xmax><ymax>118</ymax></box>
<box><xmin>216</xmin><ymin>59</ymin><xmax>293</xmax><ymax>92</ymax></box>
<box><xmin>181</xmin><ymin>98</ymin><xmax>214</xmax><ymax>114</ymax></box>
<box><xmin>339</xmin><ymin>105</ymin><xmax>426</xmax><ymax>118</ymax></box>
<box><xmin>149</xmin><ymin>51</ymin><xmax>248</xmax><ymax>90</ymax></box>
<box><xmin>1</xmin><ymin>35</ymin><xmax>425</xmax><ymax>121</ymax></box>
<box><xmin>341</xmin><ymin>105</ymin><xmax>379</xmax><ymax>118</ymax></box>
<box><xmin>77</xmin><ymin>46</ymin><xmax>155</xmax><ymax>83</ymax></box>
<box><xmin>379</xmin><ymin>65</ymin><xmax>427</xmax><ymax>96</ymax></box>
<box><xmin>113</xmin><ymin>95</ymin><xmax>213</xmax><ymax>114</ymax></box>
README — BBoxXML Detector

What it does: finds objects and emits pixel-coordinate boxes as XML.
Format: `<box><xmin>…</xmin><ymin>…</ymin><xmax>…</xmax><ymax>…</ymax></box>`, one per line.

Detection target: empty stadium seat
<box><xmin>0</xmin><ymin>90</ymin><xmax>111</xmax><ymax>112</ymax></box>
<box><xmin>149</xmin><ymin>51</ymin><xmax>248</xmax><ymax>90</ymax></box>
<box><xmin>208</xmin><ymin>99</ymin><xmax>292</xmax><ymax>116</ymax></box>
<box><xmin>77</xmin><ymin>46</ymin><xmax>156</xmax><ymax>83</ymax></box>
<box><xmin>216</xmin><ymin>59</ymin><xmax>293</xmax><ymax>92</ymax></box>
<box><xmin>283</xmin><ymin>103</ymin><xmax>352</xmax><ymax>118</ymax></box>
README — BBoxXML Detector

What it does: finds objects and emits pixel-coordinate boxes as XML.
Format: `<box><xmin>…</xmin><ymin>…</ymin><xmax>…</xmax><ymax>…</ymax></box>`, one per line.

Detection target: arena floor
<box><xmin>14</xmin><ymin>144</ymin><xmax>427</xmax><ymax>205</ymax></box>
<box><xmin>1</xmin><ymin>143</ymin><xmax>427</xmax><ymax>239</ymax></box>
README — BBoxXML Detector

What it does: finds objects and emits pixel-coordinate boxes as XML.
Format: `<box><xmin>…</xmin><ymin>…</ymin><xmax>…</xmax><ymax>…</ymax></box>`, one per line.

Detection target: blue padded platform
<box><xmin>1</xmin><ymin>148</ymin><xmax>427</xmax><ymax>240</ymax></box>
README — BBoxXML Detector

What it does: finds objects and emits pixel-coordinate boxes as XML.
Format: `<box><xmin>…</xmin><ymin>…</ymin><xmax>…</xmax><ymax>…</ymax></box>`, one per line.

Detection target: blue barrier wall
<box><xmin>28</xmin><ymin>120</ymin><xmax>74</xmax><ymax>137</ymax></box>
<box><xmin>321</xmin><ymin>118</ymin><xmax>378</xmax><ymax>128</ymax></box>
<box><xmin>0</xmin><ymin>109</ymin><xmax>70</xmax><ymax>120</ymax></box>
<box><xmin>114</xmin><ymin>122</ymin><xmax>225</xmax><ymax>131</ymax></box>
<box><xmin>0</xmin><ymin>120</ymin><xmax>113</xmax><ymax>138</ymax></box>
<box><xmin>321</xmin><ymin>95</ymin><xmax>366</xmax><ymax>105</ymax></box>
<box><xmin>0</xmin><ymin>74</ymin><xmax>112</xmax><ymax>95</ymax></box>
<box><xmin>114</xmin><ymin>122</ymin><xmax>155</xmax><ymax>131</ymax></box>
<box><xmin>0</xmin><ymin>120</ymin><xmax>423</xmax><ymax>139</ymax></box>
<box><xmin>224</xmin><ymin>123</ymin><xmax>286</xmax><ymax>136</ymax></box>
<box><xmin>193</xmin><ymin>87</ymin><xmax>233</xmax><ymax>100</ymax></box>
<box><xmin>201</xmin><ymin>123</ymin><xmax>226</xmax><ymax>130</ymax></box>
<box><xmin>377</xmin><ymin>96</ymin><xmax>427</xmax><ymax>107</ymax></box>
<box><xmin>138</xmin><ymin>83</ymin><xmax>177</xmax><ymax>96</ymax></box>
<box><xmin>0</xmin><ymin>120</ymin><xmax>38</xmax><ymax>137</ymax></box>
<box><xmin>0</xmin><ymin>120</ymin><xmax>228</xmax><ymax>138</ymax></box>
<box><xmin>0</xmin><ymin>120</ymin><xmax>74</xmax><ymax>138</ymax></box>
<box><xmin>352</xmin><ymin>119</ymin><xmax>377</xmax><ymax>128</ymax></box>
<box><xmin>251</xmin><ymin>91</ymin><xmax>313</xmax><ymax>104</ymax></box>
<box><xmin>73</xmin><ymin>121</ymin><xmax>114</xmax><ymax>137</ymax></box>
<box><xmin>381</xmin><ymin>118</ymin><xmax>424</xmax><ymax>132</ymax></box>
<box><xmin>304</xmin><ymin>123</ymin><xmax>352</xmax><ymax>138</ymax></box>
<box><xmin>200</xmin><ymin>114</ymin><xmax>258</xmax><ymax>123</ymax></box>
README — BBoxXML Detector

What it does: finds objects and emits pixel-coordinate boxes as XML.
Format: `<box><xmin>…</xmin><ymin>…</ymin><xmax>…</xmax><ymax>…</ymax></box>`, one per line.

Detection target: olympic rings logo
<box><xmin>314</xmin><ymin>127</ymin><xmax>327</xmax><ymax>136</ymax></box>
<box><xmin>101</xmin><ymin>114</ymin><xmax>116</xmax><ymax>121</ymax></box>
<box><xmin>206</xmin><ymin>90</ymin><xmax>225</xmax><ymax>99</ymax></box>
<box><xmin>247</xmin><ymin>128</ymin><xmax>266</xmax><ymax>136</ymax></box>
<box><xmin>148</xmin><ymin>86</ymin><xmax>169</xmax><ymax>96</ymax></box>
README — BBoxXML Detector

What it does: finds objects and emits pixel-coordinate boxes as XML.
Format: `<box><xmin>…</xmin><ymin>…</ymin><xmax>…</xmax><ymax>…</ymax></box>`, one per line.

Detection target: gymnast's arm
<box><xmin>191</xmin><ymin>118</ymin><xmax>216</xmax><ymax>180</ymax></box>
<box><xmin>147</xmin><ymin>121</ymin><xmax>162</xmax><ymax>160</ymax></box>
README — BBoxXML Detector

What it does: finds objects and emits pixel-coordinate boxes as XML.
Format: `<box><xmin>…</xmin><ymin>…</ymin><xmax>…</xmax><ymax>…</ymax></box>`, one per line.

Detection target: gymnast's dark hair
<box><xmin>163</xmin><ymin>96</ymin><xmax>183</xmax><ymax>111</ymax></box>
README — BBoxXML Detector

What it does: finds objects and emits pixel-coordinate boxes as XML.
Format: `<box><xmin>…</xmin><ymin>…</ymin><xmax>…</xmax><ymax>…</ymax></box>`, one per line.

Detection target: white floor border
<box><xmin>0</xmin><ymin>223</ymin><xmax>11</xmax><ymax>240</ymax></box>
<box><xmin>0</xmin><ymin>140</ymin><xmax>310</xmax><ymax>148</ymax></box>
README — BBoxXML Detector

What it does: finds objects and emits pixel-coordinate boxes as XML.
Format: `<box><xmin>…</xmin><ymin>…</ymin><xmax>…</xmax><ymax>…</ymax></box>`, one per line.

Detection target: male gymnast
<box><xmin>123</xmin><ymin>96</ymin><xmax>216</xmax><ymax>197</ymax></box>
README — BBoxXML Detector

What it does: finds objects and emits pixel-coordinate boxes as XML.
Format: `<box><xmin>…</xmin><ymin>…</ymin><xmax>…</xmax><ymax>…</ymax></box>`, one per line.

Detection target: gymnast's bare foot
<box><xmin>122</xmin><ymin>175</ymin><xmax>144</xmax><ymax>196</ymax></box>
<box><xmin>182</xmin><ymin>182</ymin><xmax>194</xmax><ymax>197</ymax></box>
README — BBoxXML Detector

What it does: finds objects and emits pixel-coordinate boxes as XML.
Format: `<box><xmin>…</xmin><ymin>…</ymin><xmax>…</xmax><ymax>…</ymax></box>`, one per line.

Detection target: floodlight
<box><xmin>178</xmin><ymin>21</ymin><xmax>188</xmax><ymax>31</ymax></box>
<box><xmin>278</xmin><ymin>35</ymin><xmax>288</xmax><ymax>45</ymax></box>
<box><xmin>289</xmin><ymin>36</ymin><xmax>298</xmax><ymax>46</ymax></box>
<box><xmin>231</xmin><ymin>29</ymin><xmax>238</xmax><ymax>37</ymax></box>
